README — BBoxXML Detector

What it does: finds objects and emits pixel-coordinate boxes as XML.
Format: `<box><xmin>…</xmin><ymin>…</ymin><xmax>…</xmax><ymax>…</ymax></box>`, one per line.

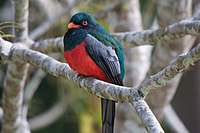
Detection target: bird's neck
<box><xmin>64</xmin><ymin>26</ymin><xmax>105</xmax><ymax>51</ymax></box>
<box><xmin>64</xmin><ymin>29</ymin><xmax>87</xmax><ymax>51</ymax></box>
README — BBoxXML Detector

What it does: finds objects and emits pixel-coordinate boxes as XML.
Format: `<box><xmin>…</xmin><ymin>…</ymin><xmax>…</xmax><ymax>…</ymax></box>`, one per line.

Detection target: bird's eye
<box><xmin>82</xmin><ymin>20</ymin><xmax>88</xmax><ymax>26</ymax></box>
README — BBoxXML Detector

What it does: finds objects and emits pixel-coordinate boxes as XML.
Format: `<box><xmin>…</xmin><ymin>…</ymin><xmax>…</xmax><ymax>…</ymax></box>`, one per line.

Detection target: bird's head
<box><xmin>67</xmin><ymin>12</ymin><xmax>99</xmax><ymax>30</ymax></box>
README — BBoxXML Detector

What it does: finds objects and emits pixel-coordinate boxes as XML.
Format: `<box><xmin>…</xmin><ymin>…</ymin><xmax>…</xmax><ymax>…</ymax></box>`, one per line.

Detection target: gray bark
<box><xmin>2</xmin><ymin>0</ymin><xmax>30</xmax><ymax>133</ymax></box>
<box><xmin>1</xmin><ymin>37</ymin><xmax>200</xmax><ymax>132</ymax></box>
<box><xmin>146</xmin><ymin>0</ymin><xmax>195</xmax><ymax>120</ymax></box>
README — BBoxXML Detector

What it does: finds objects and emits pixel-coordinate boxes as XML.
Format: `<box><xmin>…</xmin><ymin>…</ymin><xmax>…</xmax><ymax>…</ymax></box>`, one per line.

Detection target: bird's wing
<box><xmin>85</xmin><ymin>34</ymin><xmax>123</xmax><ymax>133</ymax></box>
<box><xmin>85</xmin><ymin>34</ymin><xmax>123</xmax><ymax>85</ymax></box>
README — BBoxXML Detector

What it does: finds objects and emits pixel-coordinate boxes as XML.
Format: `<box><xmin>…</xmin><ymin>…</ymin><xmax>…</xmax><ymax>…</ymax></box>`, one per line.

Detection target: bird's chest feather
<box><xmin>64</xmin><ymin>41</ymin><xmax>108</xmax><ymax>82</ymax></box>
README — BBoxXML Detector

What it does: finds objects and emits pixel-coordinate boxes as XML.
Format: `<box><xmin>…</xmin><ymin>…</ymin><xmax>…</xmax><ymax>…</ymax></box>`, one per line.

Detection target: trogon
<box><xmin>63</xmin><ymin>12</ymin><xmax>124</xmax><ymax>133</ymax></box>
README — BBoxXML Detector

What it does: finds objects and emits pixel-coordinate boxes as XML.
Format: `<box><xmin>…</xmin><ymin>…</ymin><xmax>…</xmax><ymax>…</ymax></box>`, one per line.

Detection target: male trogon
<box><xmin>63</xmin><ymin>12</ymin><xmax>124</xmax><ymax>133</ymax></box>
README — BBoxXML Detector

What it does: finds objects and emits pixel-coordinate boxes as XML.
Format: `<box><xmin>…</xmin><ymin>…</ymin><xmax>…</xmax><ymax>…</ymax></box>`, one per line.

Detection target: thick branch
<box><xmin>11</xmin><ymin>48</ymin><xmax>132</xmax><ymax>102</ymax></box>
<box><xmin>1</xmin><ymin>28</ymin><xmax>199</xmax><ymax>132</ymax></box>
<box><xmin>2</xmin><ymin>38</ymin><xmax>200</xmax><ymax>132</ymax></box>
<box><xmin>0</xmin><ymin>38</ymin><xmax>165</xmax><ymax>133</ymax></box>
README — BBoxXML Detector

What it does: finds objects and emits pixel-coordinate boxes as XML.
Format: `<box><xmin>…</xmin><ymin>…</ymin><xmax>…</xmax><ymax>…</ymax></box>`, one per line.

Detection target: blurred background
<box><xmin>0</xmin><ymin>0</ymin><xmax>200</xmax><ymax>133</ymax></box>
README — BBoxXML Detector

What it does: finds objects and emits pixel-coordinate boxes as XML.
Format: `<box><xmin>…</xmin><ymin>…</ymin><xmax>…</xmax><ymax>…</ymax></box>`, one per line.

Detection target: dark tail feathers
<box><xmin>101</xmin><ymin>99</ymin><xmax>115</xmax><ymax>133</ymax></box>
<box><xmin>101</xmin><ymin>75</ymin><xmax>123</xmax><ymax>133</ymax></box>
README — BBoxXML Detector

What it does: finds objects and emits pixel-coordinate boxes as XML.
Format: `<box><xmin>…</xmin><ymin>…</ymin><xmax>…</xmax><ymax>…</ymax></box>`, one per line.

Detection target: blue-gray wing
<box><xmin>85</xmin><ymin>34</ymin><xmax>123</xmax><ymax>133</ymax></box>
<box><xmin>85</xmin><ymin>34</ymin><xmax>123</xmax><ymax>85</ymax></box>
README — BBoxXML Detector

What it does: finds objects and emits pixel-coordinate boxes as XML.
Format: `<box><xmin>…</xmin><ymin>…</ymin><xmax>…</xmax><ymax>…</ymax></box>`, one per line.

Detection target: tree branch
<box><xmin>113</xmin><ymin>20</ymin><xmax>200</xmax><ymax>47</ymax></box>
<box><xmin>7</xmin><ymin>41</ymin><xmax>200</xmax><ymax>132</ymax></box>
<box><xmin>2</xmin><ymin>0</ymin><xmax>30</xmax><ymax>133</ymax></box>
<box><xmin>14</xmin><ymin>0</ymin><xmax>29</xmax><ymax>39</ymax></box>
<box><xmin>145</xmin><ymin>0</ymin><xmax>194</xmax><ymax>120</ymax></box>
<box><xmin>31</xmin><ymin>19</ymin><xmax>200</xmax><ymax>53</ymax></box>
<box><xmin>1</xmin><ymin>11</ymin><xmax>200</xmax><ymax>132</ymax></box>
<box><xmin>0</xmin><ymin>38</ymin><xmax>166</xmax><ymax>133</ymax></box>
<box><xmin>1</xmin><ymin>37</ymin><xmax>200</xmax><ymax>132</ymax></box>
<box><xmin>138</xmin><ymin>43</ymin><xmax>200</xmax><ymax>96</ymax></box>
<box><xmin>1</xmin><ymin>1</ymin><xmax>198</xmax><ymax>133</ymax></box>
<box><xmin>131</xmin><ymin>99</ymin><xmax>165</xmax><ymax>133</ymax></box>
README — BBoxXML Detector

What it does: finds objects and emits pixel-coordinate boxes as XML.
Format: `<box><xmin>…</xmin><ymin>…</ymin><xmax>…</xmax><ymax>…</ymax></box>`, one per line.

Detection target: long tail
<box><xmin>101</xmin><ymin>75</ymin><xmax>123</xmax><ymax>133</ymax></box>
<box><xmin>101</xmin><ymin>99</ymin><xmax>115</xmax><ymax>133</ymax></box>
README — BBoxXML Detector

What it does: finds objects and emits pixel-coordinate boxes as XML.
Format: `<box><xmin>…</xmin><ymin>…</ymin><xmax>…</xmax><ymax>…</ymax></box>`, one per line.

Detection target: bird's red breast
<box><xmin>64</xmin><ymin>41</ymin><xmax>109</xmax><ymax>82</ymax></box>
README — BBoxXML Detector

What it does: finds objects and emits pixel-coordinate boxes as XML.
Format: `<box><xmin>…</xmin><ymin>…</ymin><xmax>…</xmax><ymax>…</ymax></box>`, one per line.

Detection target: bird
<box><xmin>63</xmin><ymin>12</ymin><xmax>124</xmax><ymax>133</ymax></box>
